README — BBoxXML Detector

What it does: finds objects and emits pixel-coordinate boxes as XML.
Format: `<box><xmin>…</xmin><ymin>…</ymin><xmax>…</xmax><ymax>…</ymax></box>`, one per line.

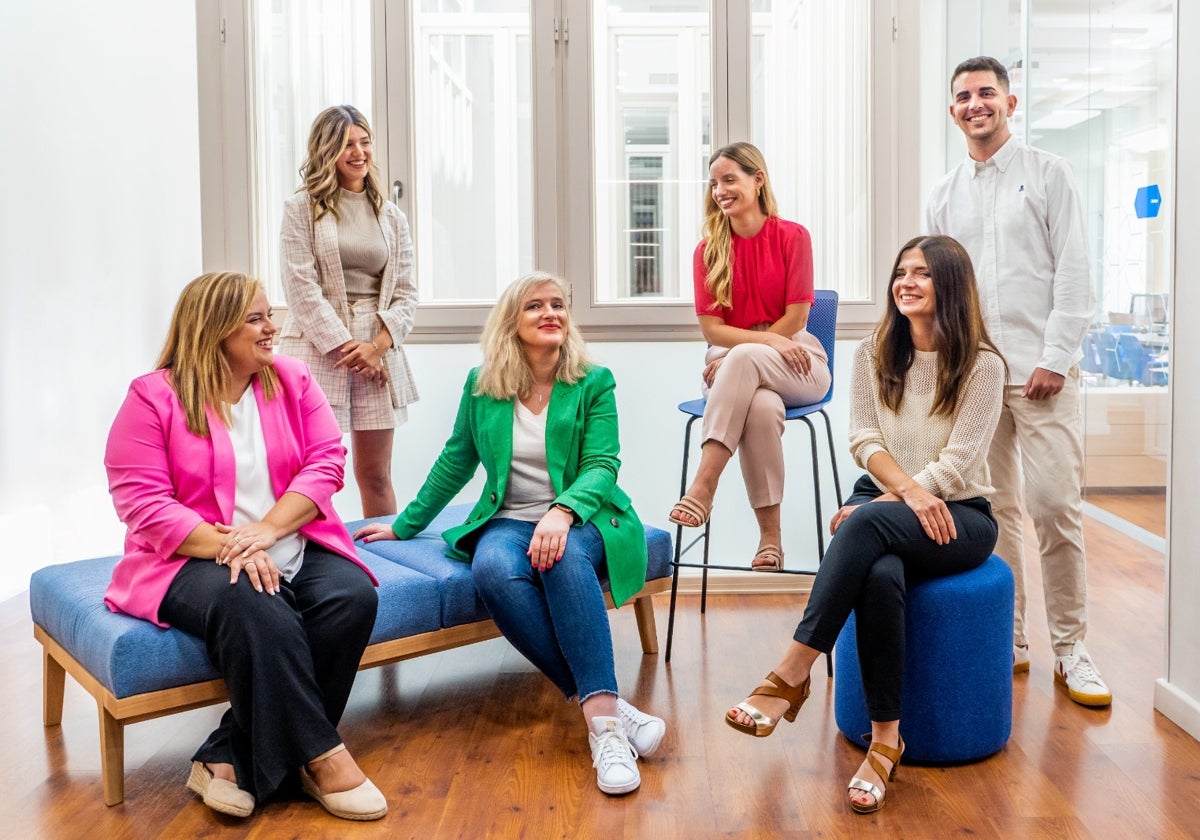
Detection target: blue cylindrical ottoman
<box><xmin>833</xmin><ymin>553</ymin><xmax>1014</xmax><ymax>762</ymax></box>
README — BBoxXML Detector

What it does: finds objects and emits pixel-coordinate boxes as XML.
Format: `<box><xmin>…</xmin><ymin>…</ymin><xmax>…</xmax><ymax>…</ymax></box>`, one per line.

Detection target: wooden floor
<box><xmin>5</xmin><ymin>503</ymin><xmax>1198</xmax><ymax>839</ymax></box>
<box><xmin>1086</xmin><ymin>491</ymin><xmax>1166</xmax><ymax>538</ymax></box>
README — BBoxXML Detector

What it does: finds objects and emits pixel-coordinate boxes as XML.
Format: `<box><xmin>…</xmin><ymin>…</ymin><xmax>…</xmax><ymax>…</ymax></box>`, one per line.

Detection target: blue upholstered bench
<box><xmin>30</xmin><ymin>505</ymin><xmax>673</xmax><ymax>805</ymax></box>
<box><xmin>833</xmin><ymin>554</ymin><xmax>1015</xmax><ymax>763</ymax></box>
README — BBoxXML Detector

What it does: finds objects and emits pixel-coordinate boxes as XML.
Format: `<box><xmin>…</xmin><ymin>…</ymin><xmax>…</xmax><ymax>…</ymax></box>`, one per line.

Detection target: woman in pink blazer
<box><xmin>105</xmin><ymin>272</ymin><xmax>386</xmax><ymax>822</ymax></box>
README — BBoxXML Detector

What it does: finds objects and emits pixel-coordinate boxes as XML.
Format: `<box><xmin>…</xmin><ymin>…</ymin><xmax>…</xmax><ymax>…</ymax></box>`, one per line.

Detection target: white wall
<box><xmin>0</xmin><ymin>2</ymin><xmax>203</xmax><ymax>600</ymax></box>
<box><xmin>1154</xmin><ymin>2</ymin><xmax>1200</xmax><ymax>740</ymax></box>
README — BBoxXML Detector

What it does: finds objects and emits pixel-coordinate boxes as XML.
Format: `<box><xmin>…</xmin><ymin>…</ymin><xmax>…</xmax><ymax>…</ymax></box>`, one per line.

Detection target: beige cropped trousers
<box><xmin>701</xmin><ymin>330</ymin><xmax>832</xmax><ymax>509</ymax></box>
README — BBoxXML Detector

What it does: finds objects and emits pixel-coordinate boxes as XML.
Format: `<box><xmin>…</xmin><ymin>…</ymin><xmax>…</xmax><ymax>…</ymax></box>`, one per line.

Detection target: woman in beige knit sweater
<box><xmin>723</xmin><ymin>235</ymin><xmax>1007</xmax><ymax>815</ymax></box>
<box><xmin>278</xmin><ymin>105</ymin><xmax>418</xmax><ymax>516</ymax></box>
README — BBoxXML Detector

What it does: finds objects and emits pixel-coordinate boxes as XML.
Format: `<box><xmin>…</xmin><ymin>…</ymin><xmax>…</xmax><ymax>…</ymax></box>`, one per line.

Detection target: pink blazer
<box><xmin>104</xmin><ymin>354</ymin><xmax>376</xmax><ymax>626</ymax></box>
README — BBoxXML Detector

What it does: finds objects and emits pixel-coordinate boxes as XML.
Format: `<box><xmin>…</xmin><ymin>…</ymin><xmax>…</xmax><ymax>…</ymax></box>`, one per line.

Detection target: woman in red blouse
<box><xmin>669</xmin><ymin>142</ymin><xmax>832</xmax><ymax>571</ymax></box>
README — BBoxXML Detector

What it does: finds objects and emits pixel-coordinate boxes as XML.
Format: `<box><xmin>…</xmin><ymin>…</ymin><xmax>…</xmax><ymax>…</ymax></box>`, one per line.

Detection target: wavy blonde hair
<box><xmin>299</xmin><ymin>105</ymin><xmax>384</xmax><ymax>222</ymax></box>
<box><xmin>156</xmin><ymin>272</ymin><xmax>279</xmax><ymax>437</ymax></box>
<box><xmin>700</xmin><ymin>142</ymin><xmax>779</xmax><ymax>309</ymax></box>
<box><xmin>475</xmin><ymin>273</ymin><xmax>592</xmax><ymax>400</ymax></box>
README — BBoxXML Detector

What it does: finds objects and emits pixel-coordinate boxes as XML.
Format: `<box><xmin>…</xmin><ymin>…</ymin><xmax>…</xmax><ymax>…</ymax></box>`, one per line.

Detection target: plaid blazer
<box><xmin>278</xmin><ymin>192</ymin><xmax>419</xmax><ymax>409</ymax></box>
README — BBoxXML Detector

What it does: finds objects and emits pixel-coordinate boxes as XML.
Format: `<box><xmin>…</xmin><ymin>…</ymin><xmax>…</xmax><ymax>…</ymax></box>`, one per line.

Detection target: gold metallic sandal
<box><xmin>724</xmin><ymin>670</ymin><xmax>811</xmax><ymax>737</ymax></box>
<box><xmin>847</xmin><ymin>736</ymin><xmax>905</xmax><ymax>814</ymax></box>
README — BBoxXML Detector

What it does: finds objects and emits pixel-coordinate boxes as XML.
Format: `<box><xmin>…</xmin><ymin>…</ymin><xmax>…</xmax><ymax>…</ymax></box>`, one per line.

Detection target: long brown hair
<box><xmin>874</xmin><ymin>235</ymin><xmax>1005</xmax><ymax>415</ymax></box>
<box><xmin>700</xmin><ymin>142</ymin><xmax>779</xmax><ymax>309</ymax></box>
<box><xmin>156</xmin><ymin>272</ymin><xmax>279</xmax><ymax>436</ymax></box>
<box><xmin>475</xmin><ymin>272</ymin><xmax>592</xmax><ymax>400</ymax></box>
<box><xmin>299</xmin><ymin>105</ymin><xmax>384</xmax><ymax>222</ymax></box>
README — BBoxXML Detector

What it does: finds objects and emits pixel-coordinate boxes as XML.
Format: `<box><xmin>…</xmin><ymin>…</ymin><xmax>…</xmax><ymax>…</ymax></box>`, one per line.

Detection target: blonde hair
<box><xmin>156</xmin><ymin>272</ymin><xmax>279</xmax><ymax>437</ymax></box>
<box><xmin>475</xmin><ymin>272</ymin><xmax>592</xmax><ymax>400</ymax></box>
<box><xmin>299</xmin><ymin>105</ymin><xmax>384</xmax><ymax>223</ymax></box>
<box><xmin>700</xmin><ymin>142</ymin><xmax>779</xmax><ymax>309</ymax></box>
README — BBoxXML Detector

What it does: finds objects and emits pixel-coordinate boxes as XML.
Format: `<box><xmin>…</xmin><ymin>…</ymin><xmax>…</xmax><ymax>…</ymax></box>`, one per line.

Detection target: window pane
<box><xmin>412</xmin><ymin>3</ymin><xmax>533</xmax><ymax>303</ymax></box>
<box><xmin>593</xmin><ymin>2</ymin><xmax>711</xmax><ymax>303</ymax></box>
<box><xmin>751</xmin><ymin>0</ymin><xmax>870</xmax><ymax>301</ymax></box>
<box><xmin>249</xmin><ymin>0</ymin><xmax>373</xmax><ymax>301</ymax></box>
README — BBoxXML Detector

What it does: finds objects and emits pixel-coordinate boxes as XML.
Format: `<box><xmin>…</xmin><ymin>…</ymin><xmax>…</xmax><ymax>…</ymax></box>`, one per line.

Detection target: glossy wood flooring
<box><xmin>1085</xmin><ymin>491</ymin><xmax>1166</xmax><ymax>538</ymax></box>
<box><xmin>4</xmin><ymin>505</ymin><xmax>1197</xmax><ymax>839</ymax></box>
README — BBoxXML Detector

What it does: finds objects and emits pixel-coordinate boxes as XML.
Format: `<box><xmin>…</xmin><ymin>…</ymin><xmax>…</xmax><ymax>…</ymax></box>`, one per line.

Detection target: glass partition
<box><xmin>944</xmin><ymin>0</ymin><xmax>1174</xmax><ymax>536</ymax></box>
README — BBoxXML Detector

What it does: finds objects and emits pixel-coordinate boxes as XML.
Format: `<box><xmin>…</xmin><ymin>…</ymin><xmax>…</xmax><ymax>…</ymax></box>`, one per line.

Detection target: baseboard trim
<box><xmin>1154</xmin><ymin>678</ymin><xmax>1200</xmax><ymax>741</ymax></box>
<box><xmin>663</xmin><ymin>570</ymin><xmax>815</xmax><ymax>596</ymax></box>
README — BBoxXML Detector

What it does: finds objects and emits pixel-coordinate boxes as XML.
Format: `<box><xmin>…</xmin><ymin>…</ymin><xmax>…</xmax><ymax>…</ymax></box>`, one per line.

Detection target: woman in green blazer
<box><xmin>356</xmin><ymin>273</ymin><xmax>666</xmax><ymax>796</ymax></box>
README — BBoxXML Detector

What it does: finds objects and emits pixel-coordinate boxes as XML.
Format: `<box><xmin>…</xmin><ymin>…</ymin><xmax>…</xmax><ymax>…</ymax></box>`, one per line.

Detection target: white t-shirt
<box><xmin>229</xmin><ymin>389</ymin><xmax>306</xmax><ymax>580</ymax></box>
<box><xmin>494</xmin><ymin>400</ymin><xmax>556</xmax><ymax>523</ymax></box>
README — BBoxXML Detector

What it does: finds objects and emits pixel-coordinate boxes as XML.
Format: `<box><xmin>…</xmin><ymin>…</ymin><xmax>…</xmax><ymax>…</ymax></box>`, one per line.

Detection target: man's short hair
<box><xmin>951</xmin><ymin>56</ymin><xmax>1010</xmax><ymax>93</ymax></box>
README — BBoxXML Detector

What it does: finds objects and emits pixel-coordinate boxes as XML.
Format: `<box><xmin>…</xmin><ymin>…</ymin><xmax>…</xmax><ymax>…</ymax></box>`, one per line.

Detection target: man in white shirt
<box><xmin>926</xmin><ymin>55</ymin><xmax>1110</xmax><ymax>707</ymax></box>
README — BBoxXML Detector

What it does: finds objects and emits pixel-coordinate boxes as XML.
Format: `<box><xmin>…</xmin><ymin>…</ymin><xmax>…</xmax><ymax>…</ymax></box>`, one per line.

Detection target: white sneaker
<box><xmin>1013</xmin><ymin>643</ymin><xmax>1030</xmax><ymax>675</ymax></box>
<box><xmin>589</xmin><ymin>717</ymin><xmax>640</xmax><ymax>795</ymax></box>
<box><xmin>1054</xmin><ymin>641</ymin><xmax>1112</xmax><ymax>707</ymax></box>
<box><xmin>616</xmin><ymin>698</ymin><xmax>666</xmax><ymax>757</ymax></box>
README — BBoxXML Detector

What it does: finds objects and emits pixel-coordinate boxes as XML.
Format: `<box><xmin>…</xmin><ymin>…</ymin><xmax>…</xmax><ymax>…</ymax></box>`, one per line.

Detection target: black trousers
<box><xmin>794</xmin><ymin>475</ymin><xmax>998</xmax><ymax>721</ymax></box>
<box><xmin>160</xmin><ymin>546</ymin><xmax>377</xmax><ymax>800</ymax></box>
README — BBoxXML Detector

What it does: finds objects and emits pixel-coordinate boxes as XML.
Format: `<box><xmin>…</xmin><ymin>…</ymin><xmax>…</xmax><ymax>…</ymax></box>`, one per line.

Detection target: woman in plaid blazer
<box><xmin>279</xmin><ymin>105</ymin><xmax>418</xmax><ymax>517</ymax></box>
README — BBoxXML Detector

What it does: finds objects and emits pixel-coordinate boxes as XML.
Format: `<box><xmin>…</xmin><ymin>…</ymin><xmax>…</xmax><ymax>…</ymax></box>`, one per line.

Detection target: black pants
<box><xmin>794</xmin><ymin>475</ymin><xmax>998</xmax><ymax>721</ymax></box>
<box><xmin>160</xmin><ymin>546</ymin><xmax>377</xmax><ymax>800</ymax></box>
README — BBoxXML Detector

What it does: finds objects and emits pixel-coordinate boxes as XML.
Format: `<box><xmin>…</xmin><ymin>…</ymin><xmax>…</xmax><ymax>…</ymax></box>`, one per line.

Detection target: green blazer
<box><xmin>391</xmin><ymin>365</ymin><xmax>648</xmax><ymax>606</ymax></box>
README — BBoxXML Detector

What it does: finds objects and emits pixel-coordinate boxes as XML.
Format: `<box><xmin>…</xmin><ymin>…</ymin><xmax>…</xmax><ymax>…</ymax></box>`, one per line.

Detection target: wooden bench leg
<box><xmin>98</xmin><ymin>704</ymin><xmax>125</xmax><ymax>806</ymax></box>
<box><xmin>43</xmin><ymin>648</ymin><xmax>66</xmax><ymax>727</ymax></box>
<box><xmin>633</xmin><ymin>595</ymin><xmax>659</xmax><ymax>655</ymax></box>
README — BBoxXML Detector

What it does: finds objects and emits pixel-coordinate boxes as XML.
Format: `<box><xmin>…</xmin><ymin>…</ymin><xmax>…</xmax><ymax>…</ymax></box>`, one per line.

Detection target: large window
<box><xmin>409</xmin><ymin>1</ymin><xmax>534</xmax><ymax>302</ymax></box>
<box><xmin>200</xmin><ymin>0</ymin><xmax>908</xmax><ymax>337</ymax></box>
<box><xmin>249</xmin><ymin>0</ymin><xmax>373</xmax><ymax>301</ymax></box>
<box><xmin>592</xmin><ymin>2</ymin><xmax>710</xmax><ymax>304</ymax></box>
<box><xmin>751</xmin><ymin>0</ymin><xmax>871</xmax><ymax>302</ymax></box>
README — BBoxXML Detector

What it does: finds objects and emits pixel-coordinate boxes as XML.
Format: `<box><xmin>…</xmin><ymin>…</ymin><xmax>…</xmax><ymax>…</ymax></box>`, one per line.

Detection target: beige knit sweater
<box><xmin>849</xmin><ymin>335</ymin><xmax>1005</xmax><ymax>501</ymax></box>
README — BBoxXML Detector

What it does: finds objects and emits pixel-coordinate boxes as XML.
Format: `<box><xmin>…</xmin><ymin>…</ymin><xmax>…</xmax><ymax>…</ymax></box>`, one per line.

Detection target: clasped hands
<box><xmin>703</xmin><ymin>334</ymin><xmax>812</xmax><ymax>388</ymax></box>
<box><xmin>214</xmin><ymin>522</ymin><xmax>282</xmax><ymax>595</ymax></box>
<box><xmin>333</xmin><ymin>340</ymin><xmax>389</xmax><ymax>387</ymax></box>
<box><xmin>828</xmin><ymin>487</ymin><xmax>957</xmax><ymax>546</ymax></box>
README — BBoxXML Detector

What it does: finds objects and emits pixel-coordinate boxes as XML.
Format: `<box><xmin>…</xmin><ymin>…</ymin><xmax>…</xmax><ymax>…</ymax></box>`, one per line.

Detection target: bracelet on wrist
<box><xmin>552</xmin><ymin>503</ymin><xmax>579</xmax><ymax>524</ymax></box>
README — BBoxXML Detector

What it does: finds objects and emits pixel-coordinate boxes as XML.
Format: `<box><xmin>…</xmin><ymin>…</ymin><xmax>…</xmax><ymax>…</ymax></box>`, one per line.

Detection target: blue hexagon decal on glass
<box><xmin>1134</xmin><ymin>184</ymin><xmax>1162</xmax><ymax>219</ymax></box>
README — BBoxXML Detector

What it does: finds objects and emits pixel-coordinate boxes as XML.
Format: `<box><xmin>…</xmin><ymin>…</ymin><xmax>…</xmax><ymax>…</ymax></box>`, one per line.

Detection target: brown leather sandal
<box><xmin>847</xmin><ymin>736</ymin><xmax>905</xmax><ymax>814</ymax></box>
<box><xmin>724</xmin><ymin>670</ymin><xmax>811</xmax><ymax>737</ymax></box>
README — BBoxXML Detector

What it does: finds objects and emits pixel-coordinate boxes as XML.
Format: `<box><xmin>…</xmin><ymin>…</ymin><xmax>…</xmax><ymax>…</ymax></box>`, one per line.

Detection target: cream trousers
<box><xmin>988</xmin><ymin>367</ymin><xmax>1088</xmax><ymax>655</ymax></box>
<box><xmin>701</xmin><ymin>331</ymin><xmax>832</xmax><ymax>509</ymax></box>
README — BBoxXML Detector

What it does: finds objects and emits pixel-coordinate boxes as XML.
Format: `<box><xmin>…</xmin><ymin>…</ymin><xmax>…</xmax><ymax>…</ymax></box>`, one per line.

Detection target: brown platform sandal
<box><xmin>669</xmin><ymin>494</ymin><xmax>712</xmax><ymax>528</ymax></box>
<box><xmin>724</xmin><ymin>670</ymin><xmax>811</xmax><ymax>737</ymax></box>
<box><xmin>847</xmin><ymin>736</ymin><xmax>905</xmax><ymax>814</ymax></box>
<box><xmin>751</xmin><ymin>544</ymin><xmax>783</xmax><ymax>572</ymax></box>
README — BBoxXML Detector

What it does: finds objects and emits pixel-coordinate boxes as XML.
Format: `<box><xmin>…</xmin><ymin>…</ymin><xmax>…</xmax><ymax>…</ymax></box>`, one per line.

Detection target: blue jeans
<box><xmin>471</xmin><ymin>517</ymin><xmax>617</xmax><ymax>703</ymax></box>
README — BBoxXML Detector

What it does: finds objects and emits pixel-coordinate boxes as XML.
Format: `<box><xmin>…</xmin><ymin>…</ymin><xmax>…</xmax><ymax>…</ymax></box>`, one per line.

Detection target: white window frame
<box><xmin>196</xmin><ymin>0</ymin><xmax>919</xmax><ymax>341</ymax></box>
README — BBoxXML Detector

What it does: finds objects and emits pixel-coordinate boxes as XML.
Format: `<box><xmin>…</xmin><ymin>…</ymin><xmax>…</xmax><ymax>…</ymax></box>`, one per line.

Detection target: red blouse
<box><xmin>693</xmin><ymin>216</ymin><xmax>815</xmax><ymax>329</ymax></box>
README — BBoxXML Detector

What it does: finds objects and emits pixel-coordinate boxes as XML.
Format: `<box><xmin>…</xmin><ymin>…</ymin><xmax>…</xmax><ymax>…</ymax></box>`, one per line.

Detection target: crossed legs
<box><xmin>671</xmin><ymin>342</ymin><xmax>830</xmax><ymax>568</ymax></box>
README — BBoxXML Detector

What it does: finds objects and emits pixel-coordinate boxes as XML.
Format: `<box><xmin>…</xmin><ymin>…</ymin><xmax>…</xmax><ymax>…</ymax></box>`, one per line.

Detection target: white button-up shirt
<box><xmin>926</xmin><ymin>135</ymin><xmax>1095</xmax><ymax>384</ymax></box>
